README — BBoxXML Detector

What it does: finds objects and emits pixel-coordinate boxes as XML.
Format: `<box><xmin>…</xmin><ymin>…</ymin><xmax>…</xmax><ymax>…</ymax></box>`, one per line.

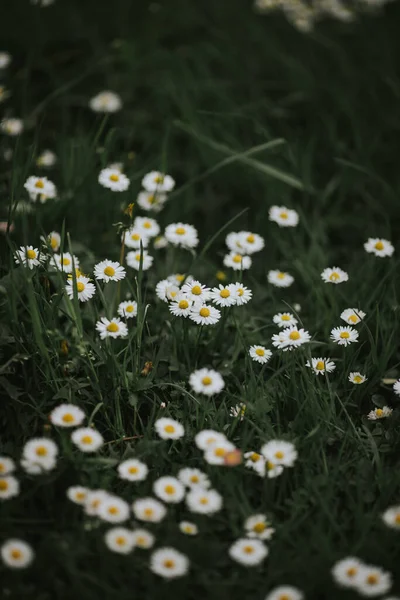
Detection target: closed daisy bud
<box><xmin>177</xmin><ymin>467</ymin><xmax>211</xmax><ymax>489</ymax></box>
<box><xmin>179</xmin><ymin>521</ymin><xmax>198</xmax><ymax>535</ymax></box>
<box><xmin>349</xmin><ymin>372</ymin><xmax>367</xmax><ymax>384</ymax></box>
<box><xmin>132</xmin><ymin>497</ymin><xmax>167</xmax><ymax>523</ymax></box>
<box><xmin>265</xmin><ymin>586</ymin><xmax>303</xmax><ymax>600</ymax></box>
<box><xmin>0</xmin><ymin>457</ymin><xmax>15</xmax><ymax>476</ymax></box>
<box><xmin>50</xmin><ymin>252</ymin><xmax>79</xmax><ymax>273</ymax></box>
<box><xmin>330</xmin><ymin>326</ymin><xmax>359</xmax><ymax>346</ymax></box>
<box><xmin>67</xmin><ymin>485</ymin><xmax>89</xmax><ymax>505</ymax></box>
<box><xmin>153</xmin><ymin>476</ymin><xmax>185</xmax><ymax>503</ymax></box>
<box><xmin>249</xmin><ymin>345</ymin><xmax>272</xmax><ymax>364</ymax></box>
<box><xmin>94</xmin><ymin>260</ymin><xmax>126</xmax><ymax>282</ymax></box>
<box><xmin>165</xmin><ymin>222</ymin><xmax>199</xmax><ymax>249</ymax></box>
<box><xmin>364</xmin><ymin>238</ymin><xmax>394</xmax><ymax>258</ymax></box>
<box><xmin>340</xmin><ymin>308</ymin><xmax>366</xmax><ymax>325</ymax></box>
<box><xmin>89</xmin><ymin>91</ymin><xmax>122</xmax><ymax>113</ymax></box>
<box><xmin>189</xmin><ymin>368</ymin><xmax>225</xmax><ymax>396</ymax></box>
<box><xmin>118</xmin><ymin>458</ymin><xmax>148</xmax><ymax>482</ymax></box>
<box><xmin>42</xmin><ymin>231</ymin><xmax>61</xmax><ymax>252</ymax></box>
<box><xmin>142</xmin><ymin>171</ymin><xmax>175</xmax><ymax>193</ymax></box>
<box><xmin>244</xmin><ymin>514</ymin><xmax>275</xmax><ymax>540</ymax></box>
<box><xmin>224</xmin><ymin>251</ymin><xmax>252</xmax><ymax>271</ymax></box>
<box><xmin>97</xmin><ymin>496</ymin><xmax>130</xmax><ymax>523</ymax></box>
<box><xmin>269</xmin><ymin>205</ymin><xmax>299</xmax><ymax>227</ymax></box>
<box><xmin>118</xmin><ymin>300</ymin><xmax>138</xmax><ymax>319</ymax></box>
<box><xmin>96</xmin><ymin>317</ymin><xmax>128</xmax><ymax>340</ymax></box>
<box><xmin>104</xmin><ymin>527</ymin><xmax>135</xmax><ymax>554</ymax></box>
<box><xmin>273</xmin><ymin>312</ymin><xmax>298</xmax><ymax>328</ymax></box>
<box><xmin>367</xmin><ymin>406</ymin><xmax>393</xmax><ymax>420</ymax></box>
<box><xmin>382</xmin><ymin>505</ymin><xmax>400</xmax><ymax>530</ymax></box>
<box><xmin>261</xmin><ymin>440</ymin><xmax>297</xmax><ymax>467</ymax></box>
<box><xmin>228</xmin><ymin>538</ymin><xmax>268</xmax><ymax>566</ymax></box>
<box><xmin>186</xmin><ymin>488</ymin><xmax>223</xmax><ymax>515</ymax></box>
<box><xmin>149</xmin><ymin>547</ymin><xmax>189</xmax><ymax>579</ymax></box>
<box><xmin>268</xmin><ymin>270</ymin><xmax>294</xmax><ymax>287</ymax></box>
<box><xmin>131</xmin><ymin>529</ymin><xmax>155</xmax><ymax>549</ymax></box>
<box><xmin>306</xmin><ymin>357</ymin><xmax>336</xmax><ymax>375</ymax></box>
<box><xmin>321</xmin><ymin>267</ymin><xmax>348</xmax><ymax>284</ymax></box>
<box><xmin>189</xmin><ymin>303</ymin><xmax>221</xmax><ymax>326</ymax></box>
<box><xmin>332</xmin><ymin>556</ymin><xmax>364</xmax><ymax>588</ymax></box>
<box><xmin>154</xmin><ymin>418</ymin><xmax>185</xmax><ymax>440</ymax></box>
<box><xmin>126</xmin><ymin>249</ymin><xmax>154</xmax><ymax>271</ymax></box>
<box><xmin>1</xmin><ymin>539</ymin><xmax>34</xmax><ymax>569</ymax></box>
<box><xmin>71</xmin><ymin>427</ymin><xmax>104</xmax><ymax>453</ymax></box>
<box><xmin>0</xmin><ymin>475</ymin><xmax>19</xmax><ymax>500</ymax></box>
<box><xmin>49</xmin><ymin>404</ymin><xmax>85</xmax><ymax>428</ymax></box>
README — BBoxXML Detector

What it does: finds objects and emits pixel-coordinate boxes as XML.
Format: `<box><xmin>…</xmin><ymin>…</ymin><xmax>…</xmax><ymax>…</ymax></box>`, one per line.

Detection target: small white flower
<box><xmin>123</xmin><ymin>227</ymin><xmax>150</xmax><ymax>249</ymax></box>
<box><xmin>0</xmin><ymin>52</ymin><xmax>11</xmax><ymax>69</ymax></box>
<box><xmin>118</xmin><ymin>300</ymin><xmax>138</xmax><ymax>319</ymax></box>
<box><xmin>0</xmin><ymin>457</ymin><xmax>15</xmax><ymax>476</ymax></box>
<box><xmin>244</xmin><ymin>514</ymin><xmax>275</xmax><ymax>541</ymax></box>
<box><xmin>137</xmin><ymin>190</ymin><xmax>168</xmax><ymax>212</ymax></box>
<box><xmin>84</xmin><ymin>490</ymin><xmax>110</xmax><ymax>516</ymax></box>
<box><xmin>261</xmin><ymin>440</ymin><xmax>298</xmax><ymax>467</ymax></box>
<box><xmin>228</xmin><ymin>538</ymin><xmax>268</xmax><ymax>566</ymax></box>
<box><xmin>272</xmin><ymin>326</ymin><xmax>311</xmax><ymax>351</ymax></box>
<box><xmin>382</xmin><ymin>505</ymin><xmax>400</xmax><ymax>530</ymax></box>
<box><xmin>71</xmin><ymin>428</ymin><xmax>104</xmax><ymax>453</ymax></box>
<box><xmin>94</xmin><ymin>260</ymin><xmax>126</xmax><ymax>283</ymax></box>
<box><xmin>232</xmin><ymin>282</ymin><xmax>252</xmax><ymax>305</ymax></box>
<box><xmin>181</xmin><ymin>279</ymin><xmax>211</xmax><ymax>302</ymax></box>
<box><xmin>142</xmin><ymin>171</ymin><xmax>175</xmax><ymax>193</ymax></box>
<box><xmin>244</xmin><ymin>451</ymin><xmax>266</xmax><ymax>477</ymax></box>
<box><xmin>117</xmin><ymin>458</ymin><xmax>148</xmax><ymax>482</ymax></box>
<box><xmin>154</xmin><ymin>235</ymin><xmax>168</xmax><ymax>249</ymax></box>
<box><xmin>394</xmin><ymin>380</ymin><xmax>400</xmax><ymax>396</ymax></box>
<box><xmin>355</xmin><ymin>564</ymin><xmax>392</xmax><ymax>597</ymax></box>
<box><xmin>149</xmin><ymin>547</ymin><xmax>189</xmax><ymax>579</ymax></box>
<box><xmin>209</xmin><ymin>284</ymin><xmax>237</xmax><ymax>307</ymax></box>
<box><xmin>1</xmin><ymin>118</ymin><xmax>23</xmax><ymax>136</ymax></box>
<box><xmin>189</xmin><ymin>303</ymin><xmax>221</xmax><ymax>326</ymax></box>
<box><xmin>20</xmin><ymin>458</ymin><xmax>56</xmax><ymax>474</ymax></box>
<box><xmin>364</xmin><ymin>238</ymin><xmax>394</xmax><ymax>258</ymax></box>
<box><xmin>237</xmin><ymin>231</ymin><xmax>265</xmax><ymax>255</ymax></box>
<box><xmin>155</xmin><ymin>279</ymin><xmax>171</xmax><ymax>302</ymax></box>
<box><xmin>14</xmin><ymin>246</ymin><xmax>44</xmax><ymax>269</ymax></box>
<box><xmin>194</xmin><ymin>429</ymin><xmax>227</xmax><ymax>451</ymax></box>
<box><xmin>97</xmin><ymin>496</ymin><xmax>130</xmax><ymax>523</ymax></box>
<box><xmin>269</xmin><ymin>205</ymin><xmax>299</xmax><ymax>227</ymax></box>
<box><xmin>330</xmin><ymin>326</ymin><xmax>359</xmax><ymax>347</ymax></box>
<box><xmin>249</xmin><ymin>345</ymin><xmax>272</xmax><ymax>364</ymax></box>
<box><xmin>265</xmin><ymin>461</ymin><xmax>284</xmax><ymax>479</ymax></box>
<box><xmin>133</xmin><ymin>216</ymin><xmax>160</xmax><ymax>238</ymax></box>
<box><xmin>226</xmin><ymin>232</ymin><xmax>246</xmax><ymax>254</ymax></box>
<box><xmin>1</xmin><ymin>539</ymin><xmax>34</xmax><ymax>569</ymax></box>
<box><xmin>0</xmin><ymin>475</ymin><xmax>19</xmax><ymax>500</ymax></box>
<box><xmin>66</xmin><ymin>276</ymin><xmax>96</xmax><ymax>303</ymax></box>
<box><xmin>154</xmin><ymin>418</ymin><xmax>185</xmax><ymax>440</ymax></box>
<box><xmin>305</xmin><ymin>357</ymin><xmax>336</xmax><ymax>376</ymax></box>
<box><xmin>96</xmin><ymin>317</ymin><xmax>128</xmax><ymax>340</ymax></box>
<box><xmin>268</xmin><ymin>270</ymin><xmax>294</xmax><ymax>288</ymax></box>
<box><xmin>273</xmin><ymin>312</ymin><xmax>298</xmax><ymax>328</ymax></box>
<box><xmin>186</xmin><ymin>488</ymin><xmax>223</xmax><ymax>514</ymax></box>
<box><xmin>89</xmin><ymin>91</ymin><xmax>122</xmax><ymax>113</ymax></box>
<box><xmin>164</xmin><ymin>222</ymin><xmax>199</xmax><ymax>249</ymax></box>
<box><xmin>265</xmin><ymin>586</ymin><xmax>304</xmax><ymax>600</ymax></box>
<box><xmin>340</xmin><ymin>308</ymin><xmax>366</xmax><ymax>325</ymax></box>
<box><xmin>132</xmin><ymin>497</ymin><xmax>167</xmax><ymax>523</ymax></box>
<box><xmin>177</xmin><ymin>467</ymin><xmax>211</xmax><ymax>489</ymax></box>
<box><xmin>204</xmin><ymin>440</ymin><xmax>236</xmax><ymax>465</ymax></box>
<box><xmin>36</xmin><ymin>149</ymin><xmax>57</xmax><ymax>168</ymax></box>
<box><xmin>22</xmin><ymin>438</ymin><xmax>58</xmax><ymax>471</ymax></box>
<box><xmin>104</xmin><ymin>527</ymin><xmax>135</xmax><ymax>554</ymax></box>
<box><xmin>189</xmin><ymin>368</ymin><xmax>225</xmax><ymax>396</ymax></box>
<box><xmin>98</xmin><ymin>168</ymin><xmax>129</xmax><ymax>192</ymax></box>
<box><xmin>367</xmin><ymin>406</ymin><xmax>393</xmax><ymax>420</ymax></box>
<box><xmin>179</xmin><ymin>521</ymin><xmax>198</xmax><ymax>535</ymax></box>
<box><xmin>230</xmin><ymin>402</ymin><xmax>247</xmax><ymax>420</ymax></box>
<box><xmin>321</xmin><ymin>267</ymin><xmax>349</xmax><ymax>284</ymax></box>
<box><xmin>169</xmin><ymin>295</ymin><xmax>193</xmax><ymax>318</ymax></box>
<box><xmin>49</xmin><ymin>404</ymin><xmax>85</xmax><ymax>428</ymax></box>
<box><xmin>331</xmin><ymin>556</ymin><xmax>364</xmax><ymax>588</ymax></box>
<box><xmin>224</xmin><ymin>251</ymin><xmax>252</xmax><ymax>271</ymax></box>
<box><xmin>24</xmin><ymin>176</ymin><xmax>57</xmax><ymax>202</ymax></box>
<box><xmin>349</xmin><ymin>372</ymin><xmax>367</xmax><ymax>384</ymax></box>
<box><xmin>66</xmin><ymin>486</ymin><xmax>89</xmax><ymax>505</ymax></box>
<box><xmin>131</xmin><ymin>529</ymin><xmax>155</xmax><ymax>549</ymax></box>
<box><xmin>42</xmin><ymin>231</ymin><xmax>61</xmax><ymax>251</ymax></box>
<box><xmin>50</xmin><ymin>252</ymin><xmax>79</xmax><ymax>274</ymax></box>
<box><xmin>126</xmin><ymin>249</ymin><xmax>154</xmax><ymax>271</ymax></box>
<box><xmin>153</xmin><ymin>476</ymin><xmax>185</xmax><ymax>503</ymax></box>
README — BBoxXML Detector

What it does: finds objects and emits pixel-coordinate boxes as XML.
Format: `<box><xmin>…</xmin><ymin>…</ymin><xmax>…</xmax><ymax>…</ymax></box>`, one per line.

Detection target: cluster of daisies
<box><xmin>332</xmin><ymin>556</ymin><xmax>395</xmax><ymax>597</ymax></box>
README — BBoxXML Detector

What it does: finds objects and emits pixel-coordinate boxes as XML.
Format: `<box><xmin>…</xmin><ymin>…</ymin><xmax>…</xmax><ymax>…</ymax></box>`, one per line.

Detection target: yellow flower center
<box><xmin>340</xmin><ymin>331</ymin><xmax>350</xmax><ymax>339</ymax></box>
<box><xmin>11</xmin><ymin>549</ymin><xmax>22</xmax><ymax>560</ymax></box>
<box><xmin>375</xmin><ymin>408</ymin><xmax>383</xmax><ymax>417</ymax></box>
<box><xmin>395</xmin><ymin>513</ymin><xmax>400</xmax><ymax>524</ymax></box>
<box><xmin>267</xmin><ymin>461</ymin><xmax>275</xmax><ymax>470</ymax></box>
<box><xmin>374</xmin><ymin>241</ymin><xmax>384</xmax><ymax>251</ymax></box>
<box><xmin>154</xmin><ymin>175</ymin><xmax>164</xmax><ymax>184</ymax></box>
<box><xmin>232</xmin><ymin>254</ymin><xmax>242</xmax><ymax>263</ymax></box>
<box><xmin>183</xmin><ymin>525</ymin><xmax>194</xmax><ymax>533</ymax></box>
<box><xmin>164</xmin><ymin>485</ymin><xmax>175</xmax><ymax>495</ymax></box>
<box><xmin>279</xmin><ymin>595</ymin><xmax>290</xmax><ymax>600</ymax></box>
<box><xmin>316</xmin><ymin>361</ymin><xmax>325</xmax><ymax>370</ymax></box>
<box><xmin>126</xmin><ymin>305</ymin><xmax>134</xmax><ymax>313</ymax></box>
<box><xmin>109</xmin><ymin>174</ymin><xmax>119</xmax><ymax>182</ymax></box>
<box><xmin>255</xmin><ymin>348</ymin><xmax>265</xmax><ymax>356</ymax></box>
<box><xmin>81</xmin><ymin>435</ymin><xmax>93</xmax><ymax>444</ymax></box>
<box><xmin>26</xmin><ymin>249</ymin><xmax>36</xmax><ymax>260</ymax></box>
<box><xmin>253</xmin><ymin>522</ymin><xmax>266</xmax><ymax>533</ymax></box>
<box><xmin>243</xmin><ymin>545</ymin><xmax>254</xmax><ymax>554</ymax></box>
<box><xmin>279</xmin><ymin>211</ymin><xmax>288</xmax><ymax>219</ymax></box>
<box><xmin>199</xmin><ymin>307</ymin><xmax>210</xmax><ymax>318</ymax></box>
<box><xmin>250</xmin><ymin>453</ymin><xmax>261</xmax><ymax>462</ymax></box>
<box><xmin>107</xmin><ymin>322</ymin><xmax>119</xmax><ymax>332</ymax></box>
<box><xmin>179</xmin><ymin>300</ymin><xmax>189</xmax><ymax>309</ymax></box>
<box><xmin>174</xmin><ymin>226</ymin><xmax>186</xmax><ymax>236</ymax></box>
<box><xmin>108</xmin><ymin>506</ymin><xmax>119</xmax><ymax>515</ymax></box>
<box><xmin>176</xmin><ymin>274</ymin><xmax>185</xmax><ymax>282</ymax></box>
<box><xmin>281</xmin><ymin>315</ymin><xmax>290</xmax><ymax>321</ymax></box>
<box><xmin>0</xmin><ymin>480</ymin><xmax>8</xmax><ymax>490</ymax></box>
<box><xmin>346</xmin><ymin>567</ymin><xmax>357</xmax><ymax>577</ymax></box>
<box><xmin>0</xmin><ymin>464</ymin><xmax>4</xmax><ymax>473</ymax></box>
<box><xmin>147</xmin><ymin>195</ymin><xmax>156</xmax><ymax>204</ymax></box>
<box><xmin>62</xmin><ymin>257</ymin><xmax>71</xmax><ymax>266</ymax></box>
<box><xmin>274</xmin><ymin>451</ymin><xmax>284</xmax><ymax>459</ymax></box>
<box><xmin>220</xmin><ymin>289</ymin><xmax>230</xmax><ymax>298</ymax></box>
<box><xmin>163</xmin><ymin>559</ymin><xmax>175</xmax><ymax>569</ymax></box>
<box><xmin>143</xmin><ymin>221</ymin><xmax>152</xmax><ymax>229</ymax></box>
<box><xmin>237</xmin><ymin>288</ymin><xmax>244</xmax><ymax>296</ymax></box>
<box><xmin>76</xmin><ymin>492</ymin><xmax>86</xmax><ymax>501</ymax></box>
<box><xmin>353</xmin><ymin>375</ymin><xmax>363</xmax><ymax>383</ymax></box>
<box><xmin>246</xmin><ymin>234</ymin><xmax>255</xmax><ymax>243</ymax></box>
<box><xmin>199</xmin><ymin>497</ymin><xmax>209</xmax><ymax>505</ymax></box>
<box><xmin>349</xmin><ymin>314</ymin><xmax>358</xmax><ymax>323</ymax></box>
<box><xmin>202</xmin><ymin>376</ymin><xmax>212</xmax><ymax>385</ymax></box>
<box><xmin>76</xmin><ymin>282</ymin><xmax>85</xmax><ymax>292</ymax></box>
<box><xmin>329</xmin><ymin>272</ymin><xmax>340</xmax><ymax>281</ymax></box>
<box><xmin>191</xmin><ymin>285</ymin><xmax>202</xmax><ymax>295</ymax></box>
<box><xmin>164</xmin><ymin>425</ymin><xmax>175</xmax><ymax>433</ymax></box>
<box><xmin>35</xmin><ymin>180</ymin><xmax>44</xmax><ymax>189</ymax></box>
<box><xmin>62</xmin><ymin>413</ymin><xmax>75</xmax><ymax>423</ymax></box>
<box><xmin>214</xmin><ymin>447</ymin><xmax>226</xmax><ymax>457</ymax></box>
<box><xmin>190</xmin><ymin>475</ymin><xmax>199</xmax><ymax>483</ymax></box>
<box><xmin>50</xmin><ymin>237</ymin><xmax>58</xmax><ymax>249</ymax></box>
<box><xmin>366</xmin><ymin>574</ymin><xmax>379</xmax><ymax>586</ymax></box>
<box><xmin>144</xmin><ymin>508</ymin><xmax>154</xmax><ymax>517</ymax></box>
<box><xmin>131</xmin><ymin>233</ymin><xmax>140</xmax><ymax>241</ymax></box>
<box><xmin>136</xmin><ymin>536</ymin><xmax>146</xmax><ymax>546</ymax></box>
<box><xmin>36</xmin><ymin>446</ymin><xmax>48</xmax><ymax>456</ymax></box>
<box><xmin>116</xmin><ymin>537</ymin><xmax>126</xmax><ymax>546</ymax></box>
<box><xmin>128</xmin><ymin>466</ymin><xmax>138</xmax><ymax>474</ymax></box>
<box><xmin>135</xmin><ymin>253</ymin><xmax>141</xmax><ymax>261</ymax></box>
<box><xmin>277</xmin><ymin>272</ymin><xmax>285</xmax><ymax>279</ymax></box>
<box><xmin>289</xmin><ymin>331</ymin><xmax>300</xmax><ymax>341</ymax></box>
<box><xmin>104</xmin><ymin>266</ymin><xmax>115</xmax><ymax>277</ymax></box>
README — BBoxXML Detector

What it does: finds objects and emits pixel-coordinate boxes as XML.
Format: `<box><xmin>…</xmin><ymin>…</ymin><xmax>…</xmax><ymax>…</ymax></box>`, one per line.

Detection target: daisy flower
<box><xmin>186</xmin><ymin>488</ymin><xmax>223</xmax><ymax>515</ymax></box>
<box><xmin>273</xmin><ymin>312</ymin><xmax>298</xmax><ymax>328</ymax></box>
<box><xmin>84</xmin><ymin>490</ymin><xmax>110</xmax><ymax>516</ymax></box>
<box><xmin>36</xmin><ymin>149</ymin><xmax>56</xmax><ymax>168</ymax></box>
<box><xmin>89</xmin><ymin>91</ymin><xmax>122</xmax><ymax>113</ymax></box>
<box><xmin>364</xmin><ymin>238</ymin><xmax>394</xmax><ymax>258</ymax></box>
<box><xmin>133</xmin><ymin>216</ymin><xmax>160</xmax><ymax>238</ymax></box>
<box><xmin>237</xmin><ymin>231</ymin><xmax>265</xmax><ymax>254</ymax></box>
<box><xmin>131</xmin><ymin>529</ymin><xmax>155</xmax><ymax>549</ymax></box>
<box><xmin>0</xmin><ymin>475</ymin><xmax>19</xmax><ymax>500</ymax></box>
<box><xmin>269</xmin><ymin>205</ymin><xmax>299</xmax><ymax>227</ymax></box>
<box><xmin>179</xmin><ymin>521</ymin><xmax>198</xmax><ymax>535</ymax></box>
<box><xmin>367</xmin><ymin>406</ymin><xmax>393</xmax><ymax>420</ymax></box>
<box><xmin>155</xmin><ymin>279</ymin><xmax>171</xmax><ymax>302</ymax></box>
<box><xmin>153</xmin><ymin>476</ymin><xmax>185</xmax><ymax>503</ymax></box>
<box><xmin>209</xmin><ymin>284</ymin><xmax>237</xmax><ymax>307</ymax></box>
<box><xmin>22</xmin><ymin>438</ymin><xmax>58</xmax><ymax>470</ymax></box>
<box><xmin>265</xmin><ymin>586</ymin><xmax>304</xmax><ymax>600</ymax></box>
<box><xmin>394</xmin><ymin>380</ymin><xmax>400</xmax><ymax>396</ymax></box>
<box><xmin>228</xmin><ymin>538</ymin><xmax>268</xmax><ymax>566</ymax></box>
<box><xmin>341</xmin><ymin>308</ymin><xmax>366</xmax><ymax>325</ymax></box>
<box><xmin>330</xmin><ymin>326</ymin><xmax>359</xmax><ymax>347</ymax></box>
<box><xmin>66</xmin><ymin>486</ymin><xmax>89</xmax><ymax>505</ymax></box>
<box><xmin>332</xmin><ymin>557</ymin><xmax>363</xmax><ymax>588</ymax></box>
<box><xmin>268</xmin><ymin>270</ymin><xmax>294</xmax><ymax>288</ymax></box>
<box><xmin>132</xmin><ymin>497</ymin><xmax>167</xmax><ymax>523</ymax></box>
<box><xmin>226</xmin><ymin>232</ymin><xmax>245</xmax><ymax>253</ymax></box>
<box><xmin>230</xmin><ymin>403</ymin><xmax>247</xmax><ymax>420</ymax></box>
<box><xmin>349</xmin><ymin>372</ymin><xmax>367</xmax><ymax>384</ymax></box>
<box><xmin>94</xmin><ymin>260</ymin><xmax>126</xmax><ymax>283</ymax></box>
<box><xmin>204</xmin><ymin>440</ymin><xmax>236</xmax><ymax>465</ymax></box>
<box><xmin>169</xmin><ymin>296</ymin><xmax>193</xmax><ymax>318</ymax></box>
<box><xmin>189</xmin><ymin>368</ymin><xmax>225</xmax><ymax>396</ymax></box>
<box><xmin>321</xmin><ymin>267</ymin><xmax>348</xmax><ymax>284</ymax></box>
<box><xmin>224</xmin><ymin>252</ymin><xmax>252</xmax><ymax>271</ymax></box>
<box><xmin>154</xmin><ymin>418</ymin><xmax>185</xmax><ymax>440</ymax></box>
<box><xmin>244</xmin><ymin>451</ymin><xmax>266</xmax><ymax>477</ymax></box>
<box><xmin>97</xmin><ymin>496</ymin><xmax>130</xmax><ymax>523</ymax></box>
<box><xmin>177</xmin><ymin>467</ymin><xmax>211</xmax><ymax>489</ymax></box>
<box><xmin>49</xmin><ymin>404</ymin><xmax>85</xmax><ymax>428</ymax></box>
<box><xmin>117</xmin><ymin>458</ymin><xmax>148</xmax><ymax>482</ymax></box>
<box><xmin>233</xmin><ymin>282</ymin><xmax>252</xmax><ymax>305</ymax></box>
<box><xmin>96</xmin><ymin>317</ymin><xmax>128</xmax><ymax>340</ymax></box>
<box><xmin>249</xmin><ymin>345</ymin><xmax>272</xmax><ymax>364</ymax></box>
<box><xmin>261</xmin><ymin>440</ymin><xmax>298</xmax><ymax>467</ymax></box>
<box><xmin>137</xmin><ymin>190</ymin><xmax>168</xmax><ymax>212</ymax></box>
<box><xmin>164</xmin><ymin>222</ymin><xmax>199</xmax><ymax>249</ymax></box>
<box><xmin>306</xmin><ymin>357</ymin><xmax>336</xmax><ymax>375</ymax></box>
<box><xmin>265</xmin><ymin>461</ymin><xmax>284</xmax><ymax>479</ymax></box>
<box><xmin>272</xmin><ymin>326</ymin><xmax>311</xmax><ymax>351</ymax></box>
<box><xmin>0</xmin><ymin>52</ymin><xmax>11</xmax><ymax>69</ymax></box>
<box><xmin>142</xmin><ymin>171</ymin><xmax>175</xmax><ymax>193</ymax></box>
<box><xmin>154</xmin><ymin>235</ymin><xmax>168</xmax><ymax>249</ymax></box>
<box><xmin>42</xmin><ymin>231</ymin><xmax>61</xmax><ymax>251</ymax></box>
<box><xmin>189</xmin><ymin>303</ymin><xmax>221</xmax><ymax>326</ymax></box>
<box><xmin>244</xmin><ymin>514</ymin><xmax>275</xmax><ymax>541</ymax></box>
<box><xmin>118</xmin><ymin>300</ymin><xmax>138</xmax><ymax>319</ymax></box>
<box><xmin>104</xmin><ymin>527</ymin><xmax>135</xmax><ymax>554</ymax></box>
<box><xmin>126</xmin><ymin>249</ymin><xmax>154</xmax><ymax>271</ymax></box>
<box><xmin>382</xmin><ymin>505</ymin><xmax>400</xmax><ymax>530</ymax></box>
<box><xmin>71</xmin><ymin>427</ymin><xmax>104</xmax><ymax>453</ymax></box>
<box><xmin>98</xmin><ymin>168</ymin><xmax>129</xmax><ymax>192</ymax></box>
<box><xmin>50</xmin><ymin>252</ymin><xmax>79</xmax><ymax>273</ymax></box>
<box><xmin>195</xmin><ymin>429</ymin><xmax>227</xmax><ymax>451</ymax></box>
<box><xmin>1</xmin><ymin>539</ymin><xmax>34</xmax><ymax>569</ymax></box>
<box><xmin>1</xmin><ymin>118</ymin><xmax>23</xmax><ymax>136</ymax></box>
<box><xmin>24</xmin><ymin>176</ymin><xmax>56</xmax><ymax>202</ymax></box>
<box><xmin>65</xmin><ymin>276</ymin><xmax>96</xmax><ymax>302</ymax></box>
<box><xmin>167</xmin><ymin>273</ymin><xmax>188</xmax><ymax>286</ymax></box>
<box><xmin>14</xmin><ymin>246</ymin><xmax>44</xmax><ymax>270</ymax></box>
<box><xmin>181</xmin><ymin>279</ymin><xmax>211</xmax><ymax>301</ymax></box>
<box><xmin>150</xmin><ymin>547</ymin><xmax>189</xmax><ymax>579</ymax></box>
<box><xmin>123</xmin><ymin>227</ymin><xmax>150</xmax><ymax>249</ymax></box>
<box><xmin>0</xmin><ymin>457</ymin><xmax>15</xmax><ymax>476</ymax></box>
<box><xmin>355</xmin><ymin>564</ymin><xmax>392</xmax><ymax>597</ymax></box>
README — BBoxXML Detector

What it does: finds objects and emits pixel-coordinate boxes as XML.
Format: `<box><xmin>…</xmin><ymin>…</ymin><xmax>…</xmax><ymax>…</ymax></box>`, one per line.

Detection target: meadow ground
<box><xmin>0</xmin><ymin>1</ymin><xmax>400</xmax><ymax>599</ymax></box>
